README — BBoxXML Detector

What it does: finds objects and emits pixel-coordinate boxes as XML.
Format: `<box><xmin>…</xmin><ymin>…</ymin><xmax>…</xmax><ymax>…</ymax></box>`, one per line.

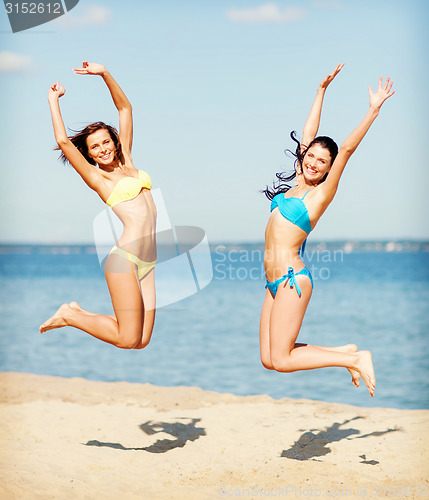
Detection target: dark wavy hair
<box><xmin>56</xmin><ymin>121</ymin><xmax>123</xmax><ymax>166</ymax></box>
<box><xmin>262</xmin><ymin>131</ymin><xmax>338</xmax><ymax>200</ymax></box>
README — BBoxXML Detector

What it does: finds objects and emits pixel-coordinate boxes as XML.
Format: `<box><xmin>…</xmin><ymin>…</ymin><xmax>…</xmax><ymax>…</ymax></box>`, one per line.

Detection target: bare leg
<box><xmin>69</xmin><ymin>301</ymin><xmax>117</xmax><ymax>320</ymax></box>
<box><xmin>39</xmin><ymin>269</ymin><xmax>152</xmax><ymax>349</ymax></box>
<box><xmin>134</xmin><ymin>269</ymin><xmax>156</xmax><ymax>349</ymax></box>
<box><xmin>39</xmin><ymin>302</ymin><xmax>121</xmax><ymax>336</ymax></box>
<box><xmin>278</xmin><ymin>346</ymin><xmax>374</xmax><ymax>396</ymax></box>
<box><xmin>260</xmin><ymin>289</ymin><xmax>363</xmax><ymax>387</ymax></box>
<box><xmin>259</xmin><ymin>289</ymin><xmax>275</xmax><ymax>370</ymax></box>
<box><xmin>295</xmin><ymin>343</ymin><xmax>360</xmax><ymax>387</ymax></box>
<box><xmin>266</xmin><ymin>278</ymin><xmax>375</xmax><ymax>396</ymax></box>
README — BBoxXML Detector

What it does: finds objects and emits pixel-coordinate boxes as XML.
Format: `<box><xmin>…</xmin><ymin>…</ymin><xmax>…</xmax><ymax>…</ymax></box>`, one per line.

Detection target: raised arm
<box><xmin>320</xmin><ymin>76</ymin><xmax>395</xmax><ymax>202</ymax></box>
<box><xmin>73</xmin><ymin>62</ymin><xmax>133</xmax><ymax>154</ymax></box>
<box><xmin>48</xmin><ymin>82</ymin><xmax>101</xmax><ymax>190</ymax></box>
<box><xmin>301</xmin><ymin>63</ymin><xmax>344</xmax><ymax>150</ymax></box>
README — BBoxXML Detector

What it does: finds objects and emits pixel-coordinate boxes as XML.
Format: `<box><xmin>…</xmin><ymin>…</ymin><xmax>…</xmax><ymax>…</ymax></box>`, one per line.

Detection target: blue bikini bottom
<box><xmin>265</xmin><ymin>266</ymin><xmax>313</xmax><ymax>297</ymax></box>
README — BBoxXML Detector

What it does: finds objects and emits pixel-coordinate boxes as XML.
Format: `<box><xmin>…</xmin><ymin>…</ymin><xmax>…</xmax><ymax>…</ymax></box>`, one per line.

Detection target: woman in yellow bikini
<box><xmin>40</xmin><ymin>62</ymin><xmax>156</xmax><ymax>349</ymax></box>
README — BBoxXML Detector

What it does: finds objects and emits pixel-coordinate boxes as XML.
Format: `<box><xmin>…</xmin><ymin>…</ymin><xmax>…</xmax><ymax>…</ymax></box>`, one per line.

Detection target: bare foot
<box><xmin>342</xmin><ymin>344</ymin><xmax>360</xmax><ymax>387</ymax></box>
<box><xmin>355</xmin><ymin>350</ymin><xmax>376</xmax><ymax>397</ymax></box>
<box><xmin>69</xmin><ymin>301</ymin><xmax>82</xmax><ymax>311</ymax></box>
<box><xmin>39</xmin><ymin>303</ymin><xmax>72</xmax><ymax>333</ymax></box>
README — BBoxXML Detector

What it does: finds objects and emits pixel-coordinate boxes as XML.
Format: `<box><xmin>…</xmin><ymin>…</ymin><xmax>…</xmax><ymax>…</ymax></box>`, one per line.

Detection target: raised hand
<box><xmin>368</xmin><ymin>76</ymin><xmax>395</xmax><ymax>110</ymax></box>
<box><xmin>319</xmin><ymin>63</ymin><xmax>344</xmax><ymax>90</ymax></box>
<box><xmin>48</xmin><ymin>81</ymin><xmax>65</xmax><ymax>99</ymax></box>
<box><xmin>73</xmin><ymin>61</ymin><xmax>106</xmax><ymax>76</ymax></box>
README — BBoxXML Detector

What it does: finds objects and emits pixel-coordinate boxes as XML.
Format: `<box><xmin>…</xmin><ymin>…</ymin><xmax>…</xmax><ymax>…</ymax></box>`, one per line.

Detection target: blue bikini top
<box><xmin>270</xmin><ymin>188</ymin><xmax>312</xmax><ymax>256</ymax></box>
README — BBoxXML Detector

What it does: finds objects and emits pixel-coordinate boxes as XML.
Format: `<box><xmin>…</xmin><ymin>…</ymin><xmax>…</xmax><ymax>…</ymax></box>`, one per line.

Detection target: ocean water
<box><xmin>0</xmin><ymin>245</ymin><xmax>428</xmax><ymax>410</ymax></box>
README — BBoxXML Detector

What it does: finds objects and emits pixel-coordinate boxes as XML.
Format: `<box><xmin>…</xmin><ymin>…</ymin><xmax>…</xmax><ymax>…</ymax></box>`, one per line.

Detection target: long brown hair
<box><xmin>262</xmin><ymin>131</ymin><xmax>338</xmax><ymax>200</ymax></box>
<box><xmin>56</xmin><ymin>122</ymin><xmax>123</xmax><ymax>165</ymax></box>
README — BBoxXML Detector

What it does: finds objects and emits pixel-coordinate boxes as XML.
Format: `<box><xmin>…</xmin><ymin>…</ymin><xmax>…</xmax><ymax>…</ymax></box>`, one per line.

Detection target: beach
<box><xmin>1</xmin><ymin>372</ymin><xmax>428</xmax><ymax>499</ymax></box>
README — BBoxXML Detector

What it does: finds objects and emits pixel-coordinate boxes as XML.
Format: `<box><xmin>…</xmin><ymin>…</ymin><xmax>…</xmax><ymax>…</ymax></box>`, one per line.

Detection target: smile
<box><xmin>305</xmin><ymin>166</ymin><xmax>318</xmax><ymax>174</ymax></box>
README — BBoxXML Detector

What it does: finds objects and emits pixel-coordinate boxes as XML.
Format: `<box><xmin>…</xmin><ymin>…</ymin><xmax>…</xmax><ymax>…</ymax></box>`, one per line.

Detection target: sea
<box><xmin>0</xmin><ymin>242</ymin><xmax>428</xmax><ymax>410</ymax></box>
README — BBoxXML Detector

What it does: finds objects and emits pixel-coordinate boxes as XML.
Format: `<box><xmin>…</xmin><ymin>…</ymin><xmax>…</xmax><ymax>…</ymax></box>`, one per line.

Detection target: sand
<box><xmin>0</xmin><ymin>372</ymin><xmax>428</xmax><ymax>499</ymax></box>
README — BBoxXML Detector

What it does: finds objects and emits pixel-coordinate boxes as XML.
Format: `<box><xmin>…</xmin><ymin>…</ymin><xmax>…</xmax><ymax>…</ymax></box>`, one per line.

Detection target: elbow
<box><xmin>119</xmin><ymin>103</ymin><xmax>132</xmax><ymax>114</ymax></box>
<box><xmin>339</xmin><ymin>143</ymin><xmax>355</xmax><ymax>156</ymax></box>
<box><xmin>55</xmin><ymin>137</ymin><xmax>69</xmax><ymax>148</ymax></box>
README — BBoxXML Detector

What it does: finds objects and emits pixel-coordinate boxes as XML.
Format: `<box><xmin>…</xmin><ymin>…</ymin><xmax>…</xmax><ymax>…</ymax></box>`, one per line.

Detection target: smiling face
<box><xmin>86</xmin><ymin>129</ymin><xmax>116</xmax><ymax>166</ymax></box>
<box><xmin>302</xmin><ymin>143</ymin><xmax>333</xmax><ymax>183</ymax></box>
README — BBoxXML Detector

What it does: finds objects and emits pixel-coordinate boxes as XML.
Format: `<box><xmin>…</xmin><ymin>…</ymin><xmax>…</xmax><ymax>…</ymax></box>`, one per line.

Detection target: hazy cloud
<box><xmin>227</xmin><ymin>3</ymin><xmax>307</xmax><ymax>24</ymax></box>
<box><xmin>0</xmin><ymin>51</ymin><xmax>32</xmax><ymax>73</ymax></box>
<box><xmin>56</xmin><ymin>4</ymin><xmax>111</xmax><ymax>29</ymax></box>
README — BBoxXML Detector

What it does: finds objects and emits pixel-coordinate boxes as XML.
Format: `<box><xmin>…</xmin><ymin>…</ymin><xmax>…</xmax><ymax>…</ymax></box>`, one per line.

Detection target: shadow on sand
<box><xmin>84</xmin><ymin>417</ymin><xmax>206</xmax><ymax>454</ymax></box>
<box><xmin>281</xmin><ymin>416</ymin><xmax>400</xmax><ymax>463</ymax></box>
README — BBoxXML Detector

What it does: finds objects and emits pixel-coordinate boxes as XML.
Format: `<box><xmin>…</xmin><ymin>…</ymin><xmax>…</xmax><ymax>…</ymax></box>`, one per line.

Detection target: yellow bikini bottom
<box><xmin>109</xmin><ymin>245</ymin><xmax>156</xmax><ymax>280</ymax></box>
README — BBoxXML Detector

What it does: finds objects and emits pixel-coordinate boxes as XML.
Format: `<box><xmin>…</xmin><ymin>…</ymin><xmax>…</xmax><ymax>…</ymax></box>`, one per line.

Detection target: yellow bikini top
<box><xmin>106</xmin><ymin>170</ymin><xmax>152</xmax><ymax>207</ymax></box>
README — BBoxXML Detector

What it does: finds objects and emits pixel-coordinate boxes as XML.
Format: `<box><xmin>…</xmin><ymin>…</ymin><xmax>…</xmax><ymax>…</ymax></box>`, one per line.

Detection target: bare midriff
<box><xmin>264</xmin><ymin>208</ymin><xmax>308</xmax><ymax>282</ymax></box>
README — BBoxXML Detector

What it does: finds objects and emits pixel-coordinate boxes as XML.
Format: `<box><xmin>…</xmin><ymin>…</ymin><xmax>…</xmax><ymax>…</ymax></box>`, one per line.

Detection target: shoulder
<box><xmin>307</xmin><ymin>182</ymin><xmax>336</xmax><ymax>211</ymax></box>
<box><xmin>270</xmin><ymin>193</ymin><xmax>281</xmax><ymax>208</ymax></box>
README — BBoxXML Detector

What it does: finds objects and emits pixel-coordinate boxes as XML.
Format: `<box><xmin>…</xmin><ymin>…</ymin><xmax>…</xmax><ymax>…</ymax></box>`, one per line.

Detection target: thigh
<box><xmin>269</xmin><ymin>277</ymin><xmax>312</xmax><ymax>358</ymax></box>
<box><xmin>105</xmin><ymin>267</ymin><xmax>144</xmax><ymax>332</ymax></box>
<box><xmin>137</xmin><ymin>269</ymin><xmax>156</xmax><ymax>347</ymax></box>
<box><xmin>139</xmin><ymin>268</ymin><xmax>156</xmax><ymax>311</ymax></box>
<box><xmin>259</xmin><ymin>289</ymin><xmax>274</xmax><ymax>368</ymax></box>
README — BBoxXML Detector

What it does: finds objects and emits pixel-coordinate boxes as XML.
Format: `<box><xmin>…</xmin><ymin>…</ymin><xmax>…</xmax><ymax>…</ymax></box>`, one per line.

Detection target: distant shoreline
<box><xmin>0</xmin><ymin>240</ymin><xmax>428</xmax><ymax>254</ymax></box>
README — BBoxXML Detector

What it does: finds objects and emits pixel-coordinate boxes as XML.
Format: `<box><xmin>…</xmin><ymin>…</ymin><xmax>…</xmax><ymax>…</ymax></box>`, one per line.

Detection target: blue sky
<box><xmin>0</xmin><ymin>0</ymin><xmax>428</xmax><ymax>243</ymax></box>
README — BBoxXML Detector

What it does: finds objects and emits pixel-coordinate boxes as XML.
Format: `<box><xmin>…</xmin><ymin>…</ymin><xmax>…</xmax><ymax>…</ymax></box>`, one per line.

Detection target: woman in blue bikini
<box><xmin>260</xmin><ymin>64</ymin><xmax>394</xmax><ymax>396</ymax></box>
<box><xmin>40</xmin><ymin>62</ymin><xmax>156</xmax><ymax>349</ymax></box>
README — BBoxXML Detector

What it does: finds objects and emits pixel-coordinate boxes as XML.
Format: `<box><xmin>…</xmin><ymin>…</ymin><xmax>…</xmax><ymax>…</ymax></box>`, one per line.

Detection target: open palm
<box><xmin>320</xmin><ymin>63</ymin><xmax>344</xmax><ymax>89</ymax></box>
<box><xmin>369</xmin><ymin>76</ymin><xmax>395</xmax><ymax>110</ymax></box>
<box><xmin>73</xmin><ymin>61</ymin><xmax>106</xmax><ymax>76</ymax></box>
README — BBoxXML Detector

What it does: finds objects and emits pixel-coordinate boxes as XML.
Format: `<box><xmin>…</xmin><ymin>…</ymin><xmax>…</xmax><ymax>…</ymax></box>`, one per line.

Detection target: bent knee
<box><xmin>260</xmin><ymin>356</ymin><xmax>275</xmax><ymax>371</ymax></box>
<box><xmin>133</xmin><ymin>337</ymin><xmax>151</xmax><ymax>350</ymax></box>
<box><xmin>116</xmin><ymin>328</ymin><xmax>141</xmax><ymax>349</ymax></box>
<box><xmin>271</xmin><ymin>356</ymin><xmax>295</xmax><ymax>373</ymax></box>
<box><xmin>116</xmin><ymin>339</ymin><xmax>140</xmax><ymax>349</ymax></box>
